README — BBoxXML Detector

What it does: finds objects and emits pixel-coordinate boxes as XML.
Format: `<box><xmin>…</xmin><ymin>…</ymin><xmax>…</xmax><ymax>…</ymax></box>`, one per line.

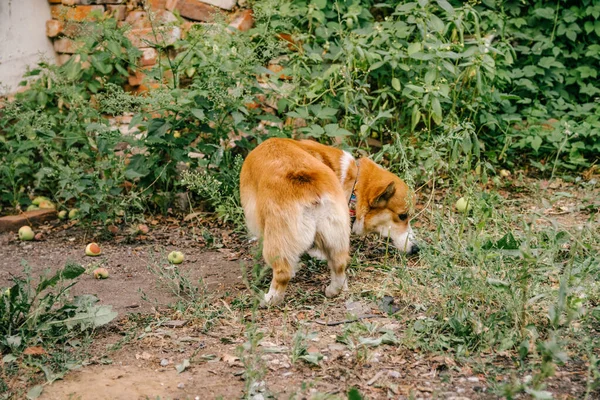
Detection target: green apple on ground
<box><xmin>93</xmin><ymin>268</ymin><xmax>109</xmax><ymax>279</ymax></box>
<box><xmin>455</xmin><ymin>197</ymin><xmax>472</xmax><ymax>213</ymax></box>
<box><xmin>38</xmin><ymin>200</ymin><xmax>55</xmax><ymax>209</ymax></box>
<box><xmin>168</xmin><ymin>251</ymin><xmax>184</xmax><ymax>264</ymax></box>
<box><xmin>85</xmin><ymin>243</ymin><xmax>102</xmax><ymax>256</ymax></box>
<box><xmin>68</xmin><ymin>209</ymin><xmax>79</xmax><ymax>220</ymax></box>
<box><xmin>32</xmin><ymin>196</ymin><xmax>50</xmax><ymax>206</ymax></box>
<box><xmin>18</xmin><ymin>226</ymin><xmax>35</xmax><ymax>241</ymax></box>
<box><xmin>58</xmin><ymin>210</ymin><xmax>67</xmax><ymax>220</ymax></box>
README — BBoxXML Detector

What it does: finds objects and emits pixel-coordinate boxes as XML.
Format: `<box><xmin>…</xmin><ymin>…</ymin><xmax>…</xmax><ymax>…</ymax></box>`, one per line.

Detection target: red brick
<box><xmin>165</xmin><ymin>0</ymin><xmax>178</xmax><ymax>11</ymax></box>
<box><xmin>126</xmin><ymin>27</ymin><xmax>181</xmax><ymax>48</ymax></box>
<box><xmin>47</xmin><ymin>20</ymin><xmax>82</xmax><ymax>37</ymax></box>
<box><xmin>50</xmin><ymin>5</ymin><xmax>105</xmax><ymax>22</ymax></box>
<box><xmin>125</xmin><ymin>11</ymin><xmax>150</xmax><ymax>29</ymax></box>
<box><xmin>128</xmin><ymin>69</ymin><xmax>147</xmax><ymax>87</ymax></box>
<box><xmin>229</xmin><ymin>9</ymin><xmax>253</xmax><ymax>32</ymax></box>
<box><xmin>0</xmin><ymin>210</ymin><xmax>57</xmax><ymax>233</ymax></box>
<box><xmin>56</xmin><ymin>54</ymin><xmax>72</xmax><ymax>66</ymax></box>
<box><xmin>171</xmin><ymin>0</ymin><xmax>220</xmax><ymax>22</ymax></box>
<box><xmin>53</xmin><ymin>37</ymin><xmax>84</xmax><ymax>53</ymax></box>
<box><xmin>46</xmin><ymin>19</ymin><xmax>65</xmax><ymax>37</ymax></box>
<box><xmin>139</xmin><ymin>48</ymin><xmax>158</xmax><ymax>66</ymax></box>
<box><xmin>148</xmin><ymin>0</ymin><xmax>167</xmax><ymax>9</ymax></box>
<box><xmin>276</xmin><ymin>33</ymin><xmax>302</xmax><ymax>51</ymax></box>
<box><xmin>106</xmin><ymin>5</ymin><xmax>127</xmax><ymax>20</ymax></box>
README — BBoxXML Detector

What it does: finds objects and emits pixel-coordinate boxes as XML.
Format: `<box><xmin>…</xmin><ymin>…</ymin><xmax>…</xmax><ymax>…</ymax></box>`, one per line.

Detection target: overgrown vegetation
<box><xmin>0</xmin><ymin>1</ymin><xmax>598</xmax><ymax>398</ymax></box>
<box><xmin>0</xmin><ymin>262</ymin><xmax>117</xmax><ymax>397</ymax></box>
<box><xmin>1</xmin><ymin>0</ymin><xmax>598</xmax><ymax>221</ymax></box>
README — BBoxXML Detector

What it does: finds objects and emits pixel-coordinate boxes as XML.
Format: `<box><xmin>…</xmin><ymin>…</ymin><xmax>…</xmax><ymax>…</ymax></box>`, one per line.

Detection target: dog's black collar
<box><xmin>348</xmin><ymin>161</ymin><xmax>359</xmax><ymax>224</ymax></box>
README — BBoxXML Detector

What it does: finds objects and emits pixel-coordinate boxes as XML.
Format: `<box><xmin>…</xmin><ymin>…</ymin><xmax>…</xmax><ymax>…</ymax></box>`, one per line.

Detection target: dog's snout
<box><xmin>407</xmin><ymin>243</ymin><xmax>420</xmax><ymax>256</ymax></box>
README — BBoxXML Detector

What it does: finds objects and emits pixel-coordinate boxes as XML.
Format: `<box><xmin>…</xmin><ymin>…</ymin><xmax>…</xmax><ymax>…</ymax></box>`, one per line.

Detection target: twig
<box><xmin>412</xmin><ymin>175</ymin><xmax>436</xmax><ymax>221</ymax></box>
<box><xmin>313</xmin><ymin>314</ymin><xmax>386</xmax><ymax>326</ymax></box>
<box><xmin>367</xmin><ymin>370</ymin><xmax>387</xmax><ymax>386</ymax></box>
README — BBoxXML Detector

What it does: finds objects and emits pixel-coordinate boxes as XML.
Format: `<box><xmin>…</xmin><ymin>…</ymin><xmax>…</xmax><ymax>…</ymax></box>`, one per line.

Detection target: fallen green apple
<box><xmin>68</xmin><ymin>209</ymin><xmax>79</xmax><ymax>220</ymax></box>
<box><xmin>18</xmin><ymin>226</ymin><xmax>35</xmax><ymax>241</ymax></box>
<box><xmin>32</xmin><ymin>196</ymin><xmax>51</xmax><ymax>206</ymax></box>
<box><xmin>58</xmin><ymin>210</ymin><xmax>67</xmax><ymax>220</ymax></box>
<box><xmin>168</xmin><ymin>251</ymin><xmax>184</xmax><ymax>264</ymax></box>
<box><xmin>455</xmin><ymin>197</ymin><xmax>472</xmax><ymax>213</ymax></box>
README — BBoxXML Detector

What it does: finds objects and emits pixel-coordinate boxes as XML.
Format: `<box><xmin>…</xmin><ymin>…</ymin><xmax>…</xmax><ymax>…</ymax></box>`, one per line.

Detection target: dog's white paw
<box><xmin>325</xmin><ymin>284</ymin><xmax>343</xmax><ymax>298</ymax></box>
<box><xmin>261</xmin><ymin>288</ymin><xmax>285</xmax><ymax>307</ymax></box>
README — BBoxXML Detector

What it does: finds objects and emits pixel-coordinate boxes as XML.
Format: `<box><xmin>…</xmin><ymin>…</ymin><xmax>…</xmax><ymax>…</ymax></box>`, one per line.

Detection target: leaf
<box><xmin>533</xmin><ymin>7</ymin><xmax>555</xmax><ymax>19</ymax></box>
<box><xmin>147</xmin><ymin>118</ymin><xmax>171</xmax><ymax>138</ymax></box>
<box><xmin>324</xmin><ymin>124</ymin><xmax>352</xmax><ymax>137</ymax></box>
<box><xmin>26</xmin><ymin>385</ymin><xmax>43</xmax><ymax>400</ymax></box>
<box><xmin>348</xmin><ymin>387</ymin><xmax>363</xmax><ymax>400</ymax></box>
<box><xmin>191</xmin><ymin>108</ymin><xmax>205</xmax><ymax>121</ymax></box>
<box><xmin>431</xmin><ymin>97</ymin><xmax>442</xmax><ymax>125</ymax></box>
<box><xmin>435</xmin><ymin>0</ymin><xmax>455</xmax><ymax>14</ymax></box>
<box><xmin>407</xmin><ymin>42</ymin><xmax>422</xmax><ymax>56</ymax></box>
<box><xmin>299</xmin><ymin>352</ymin><xmax>323</xmax><ymax>365</ymax></box>
<box><xmin>525</xmin><ymin>388</ymin><xmax>554</xmax><ymax>399</ymax></box>
<box><xmin>36</xmin><ymin>262</ymin><xmax>85</xmax><ymax>293</ymax></box>
<box><xmin>391</xmin><ymin>77</ymin><xmax>401</xmax><ymax>91</ymax></box>
<box><xmin>411</xmin><ymin>105</ymin><xmax>421</xmax><ymax>131</ymax></box>
<box><xmin>482</xmin><ymin>232</ymin><xmax>521</xmax><ymax>250</ymax></box>
<box><xmin>6</xmin><ymin>335</ymin><xmax>22</xmax><ymax>348</ymax></box>
<box><xmin>45</xmin><ymin>305</ymin><xmax>117</xmax><ymax>329</ymax></box>
<box><xmin>487</xmin><ymin>278</ymin><xmax>510</xmax><ymax>287</ymax></box>
<box><xmin>176</xmin><ymin>358</ymin><xmax>190</xmax><ymax>373</ymax></box>
<box><xmin>23</xmin><ymin>346</ymin><xmax>47</xmax><ymax>356</ymax></box>
<box><xmin>2</xmin><ymin>354</ymin><xmax>18</xmax><ymax>363</ymax></box>
<box><xmin>313</xmin><ymin>0</ymin><xmax>327</xmax><ymax>9</ymax></box>
<box><xmin>531</xmin><ymin>135</ymin><xmax>543</xmax><ymax>152</ymax></box>
<box><xmin>358</xmin><ymin>337</ymin><xmax>382</xmax><ymax>347</ymax></box>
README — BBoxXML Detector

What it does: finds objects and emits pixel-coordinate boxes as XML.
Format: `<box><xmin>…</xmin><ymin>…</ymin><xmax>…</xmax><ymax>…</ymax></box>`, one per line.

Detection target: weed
<box><xmin>0</xmin><ymin>261</ymin><xmax>117</xmax><ymax>396</ymax></box>
<box><xmin>145</xmin><ymin>253</ymin><xmax>223</xmax><ymax>332</ymax></box>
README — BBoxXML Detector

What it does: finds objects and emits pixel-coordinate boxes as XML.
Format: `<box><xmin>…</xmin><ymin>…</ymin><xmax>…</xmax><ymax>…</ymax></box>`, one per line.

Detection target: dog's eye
<box><xmin>398</xmin><ymin>213</ymin><xmax>408</xmax><ymax>221</ymax></box>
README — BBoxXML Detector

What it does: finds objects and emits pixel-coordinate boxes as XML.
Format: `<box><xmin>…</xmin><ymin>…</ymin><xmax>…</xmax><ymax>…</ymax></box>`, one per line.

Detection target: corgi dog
<box><xmin>240</xmin><ymin>138</ymin><xmax>418</xmax><ymax>305</ymax></box>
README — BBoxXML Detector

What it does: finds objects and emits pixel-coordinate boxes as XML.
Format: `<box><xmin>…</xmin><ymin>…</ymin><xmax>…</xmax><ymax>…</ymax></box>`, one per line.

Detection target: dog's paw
<box><xmin>325</xmin><ymin>284</ymin><xmax>343</xmax><ymax>298</ymax></box>
<box><xmin>261</xmin><ymin>289</ymin><xmax>285</xmax><ymax>307</ymax></box>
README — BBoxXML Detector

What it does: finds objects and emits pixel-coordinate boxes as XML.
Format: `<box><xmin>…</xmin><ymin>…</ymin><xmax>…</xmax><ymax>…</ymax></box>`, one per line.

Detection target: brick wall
<box><xmin>46</xmin><ymin>0</ymin><xmax>254</xmax><ymax>93</ymax></box>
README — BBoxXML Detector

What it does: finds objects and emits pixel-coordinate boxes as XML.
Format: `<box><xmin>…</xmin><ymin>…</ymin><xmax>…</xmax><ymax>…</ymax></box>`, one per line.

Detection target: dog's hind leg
<box><xmin>315</xmin><ymin>200</ymin><xmax>351</xmax><ymax>298</ymax></box>
<box><xmin>261</xmin><ymin>212</ymin><xmax>316</xmax><ymax>305</ymax></box>
<box><xmin>262</xmin><ymin>256</ymin><xmax>294</xmax><ymax>306</ymax></box>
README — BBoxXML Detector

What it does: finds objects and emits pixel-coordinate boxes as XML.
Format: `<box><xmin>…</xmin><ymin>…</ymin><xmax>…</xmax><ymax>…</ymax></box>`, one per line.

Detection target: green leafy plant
<box><xmin>0</xmin><ymin>261</ymin><xmax>117</xmax><ymax>394</ymax></box>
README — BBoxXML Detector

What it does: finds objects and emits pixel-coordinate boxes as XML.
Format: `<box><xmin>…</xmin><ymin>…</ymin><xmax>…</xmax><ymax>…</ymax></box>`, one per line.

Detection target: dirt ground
<box><xmin>1</xmin><ymin>177</ymin><xmax>598</xmax><ymax>400</ymax></box>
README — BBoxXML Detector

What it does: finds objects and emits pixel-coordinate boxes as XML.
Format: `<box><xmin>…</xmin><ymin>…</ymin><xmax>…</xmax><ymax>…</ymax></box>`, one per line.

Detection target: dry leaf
<box><xmin>23</xmin><ymin>346</ymin><xmax>47</xmax><ymax>356</ymax></box>
<box><xmin>221</xmin><ymin>353</ymin><xmax>239</xmax><ymax>365</ymax></box>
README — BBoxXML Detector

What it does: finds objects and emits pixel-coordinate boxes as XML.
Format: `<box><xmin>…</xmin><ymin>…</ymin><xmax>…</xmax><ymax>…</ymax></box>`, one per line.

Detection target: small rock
<box><xmin>467</xmin><ymin>376</ymin><xmax>479</xmax><ymax>383</ymax></box>
<box><xmin>160</xmin><ymin>359</ymin><xmax>169</xmax><ymax>367</ymax></box>
<box><xmin>328</xmin><ymin>343</ymin><xmax>346</xmax><ymax>352</ymax></box>
<box><xmin>388</xmin><ymin>371</ymin><xmax>401</xmax><ymax>379</ymax></box>
<box><xmin>177</xmin><ymin>382</ymin><xmax>185</xmax><ymax>389</ymax></box>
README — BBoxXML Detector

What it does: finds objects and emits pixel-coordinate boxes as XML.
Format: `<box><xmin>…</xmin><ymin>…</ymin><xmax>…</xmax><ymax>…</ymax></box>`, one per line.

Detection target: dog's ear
<box><xmin>370</xmin><ymin>182</ymin><xmax>396</xmax><ymax>207</ymax></box>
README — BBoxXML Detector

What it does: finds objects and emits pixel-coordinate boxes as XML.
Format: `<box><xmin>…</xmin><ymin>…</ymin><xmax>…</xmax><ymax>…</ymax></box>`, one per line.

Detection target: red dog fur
<box><xmin>240</xmin><ymin>138</ymin><xmax>418</xmax><ymax>305</ymax></box>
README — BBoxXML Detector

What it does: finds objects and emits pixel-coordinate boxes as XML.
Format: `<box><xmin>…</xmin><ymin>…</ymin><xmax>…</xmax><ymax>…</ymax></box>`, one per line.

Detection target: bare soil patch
<box><xmin>1</xmin><ymin>177</ymin><xmax>598</xmax><ymax>399</ymax></box>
